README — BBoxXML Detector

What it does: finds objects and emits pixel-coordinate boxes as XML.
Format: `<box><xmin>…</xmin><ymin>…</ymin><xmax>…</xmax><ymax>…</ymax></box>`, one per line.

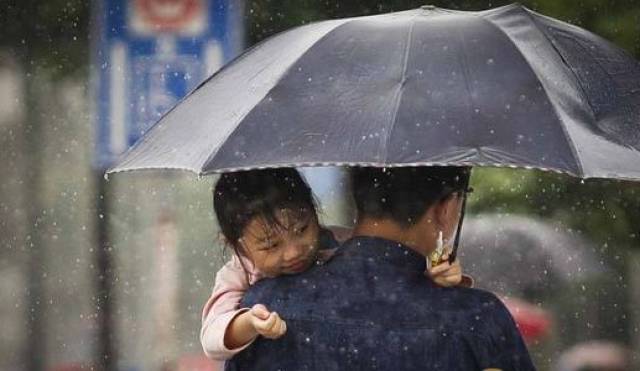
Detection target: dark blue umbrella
<box><xmin>107</xmin><ymin>4</ymin><xmax>640</xmax><ymax>180</ymax></box>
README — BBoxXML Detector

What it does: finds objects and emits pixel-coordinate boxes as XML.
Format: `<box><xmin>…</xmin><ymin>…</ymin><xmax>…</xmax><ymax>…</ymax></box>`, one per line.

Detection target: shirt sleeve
<box><xmin>473</xmin><ymin>296</ymin><xmax>537</xmax><ymax>371</ymax></box>
<box><xmin>200</xmin><ymin>256</ymin><xmax>257</xmax><ymax>360</ymax></box>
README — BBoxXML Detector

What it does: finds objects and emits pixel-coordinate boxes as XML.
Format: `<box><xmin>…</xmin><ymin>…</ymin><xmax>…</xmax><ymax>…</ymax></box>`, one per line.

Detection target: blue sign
<box><xmin>93</xmin><ymin>0</ymin><xmax>244</xmax><ymax>169</ymax></box>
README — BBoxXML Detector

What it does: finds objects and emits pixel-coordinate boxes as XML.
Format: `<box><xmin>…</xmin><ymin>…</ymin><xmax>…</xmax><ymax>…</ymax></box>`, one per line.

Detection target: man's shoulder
<box><xmin>450</xmin><ymin>288</ymin><xmax>522</xmax><ymax>338</ymax></box>
<box><xmin>241</xmin><ymin>264</ymin><xmax>328</xmax><ymax>308</ymax></box>
<box><xmin>445</xmin><ymin>286</ymin><xmax>512</xmax><ymax>318</ymax></box>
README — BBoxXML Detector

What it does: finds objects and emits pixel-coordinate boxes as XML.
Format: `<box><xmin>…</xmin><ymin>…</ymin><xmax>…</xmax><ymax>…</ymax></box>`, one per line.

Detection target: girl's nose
<box><xmin>282</xmin><ymin>241</ymin><xmax>303</xmax><ymax>262</ymax></box>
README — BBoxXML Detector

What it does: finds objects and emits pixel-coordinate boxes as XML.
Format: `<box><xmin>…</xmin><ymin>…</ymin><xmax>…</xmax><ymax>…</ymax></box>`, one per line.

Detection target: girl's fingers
<box><xmin>274</xmin><ymin>318</ymin><xmax>287</xmax><ymax>337</ymax></box>
<box><xmin>255</xmin><ymin>312</ymin><xmax>278</xmax><ymax>333</ymax></box>
<box><xmin>261</xmin><ymin>314</ymin><xmax>287</xmax><ymax>338</ymax></box>
<box><xmin>251</xmin><ymin>304</ymin><xmax>271</xmax><ymax>320</ymax></box>
<box><xmin>429</xmin><ymin>262</ymin><xmax>452</xmax><ymax>276</ymax></box>
<box><xmin>431</xmin><ymin>257</ymin><xmax>461</xmax><ymax>274</ymax></box>
<box><xmin>441</xmin><ymin>268</ymin><xmax>462</xmax><ymax>280</ymax></box>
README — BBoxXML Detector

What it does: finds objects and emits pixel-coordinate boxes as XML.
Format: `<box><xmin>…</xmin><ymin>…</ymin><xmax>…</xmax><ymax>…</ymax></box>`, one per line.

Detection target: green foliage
<box><xmin>4</xmin><ymin>1</ymin><xmax>637</xmax><ymax>73</ymax></box>
<box><xmin>0</xmin><ymin>0</ymin><xmax>89</xmax><ymax>77</ymax></box>
<box><xmin>247</xmin><ymin>0</ymin><xmax>640</xmax><ymax>58</ymax></box>
<box><xmin>470</xmin><ymin>168</ymin><xmax>640</xmax><ymax>261</ymax></box>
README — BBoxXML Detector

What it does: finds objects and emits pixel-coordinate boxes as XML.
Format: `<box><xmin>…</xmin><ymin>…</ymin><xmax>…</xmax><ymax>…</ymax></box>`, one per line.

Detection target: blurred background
<box><xmin>1</xmin><ymin>0</ymin><xmax>639</xmax><ymax>370</ymax></box>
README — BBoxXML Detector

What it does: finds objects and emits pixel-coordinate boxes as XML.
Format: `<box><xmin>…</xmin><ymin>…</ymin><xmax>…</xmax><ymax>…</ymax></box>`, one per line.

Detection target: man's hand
<box><xmin>427</xmin><ymin>252</ymin><xmax>463</xmax><ymax>287</ymax></box>
<box><xmin>250</xmin><ymin>304</ymin><xmax>287</xmax><ymax>339</ymax></box>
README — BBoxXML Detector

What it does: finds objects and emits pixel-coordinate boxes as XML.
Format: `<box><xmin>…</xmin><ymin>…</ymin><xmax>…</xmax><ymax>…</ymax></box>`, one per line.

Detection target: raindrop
<box><xmin>486</xmin><ymin>58</ymin><xmax>494</xmax><ymax>65</ymax></box>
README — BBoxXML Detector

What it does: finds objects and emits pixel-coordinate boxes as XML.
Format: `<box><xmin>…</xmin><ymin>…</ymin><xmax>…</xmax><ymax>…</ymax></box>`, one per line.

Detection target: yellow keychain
<box><xmin>427</xmin><ymin>231</ymin><xmax>447</xmax><ymax>268</ymax></box>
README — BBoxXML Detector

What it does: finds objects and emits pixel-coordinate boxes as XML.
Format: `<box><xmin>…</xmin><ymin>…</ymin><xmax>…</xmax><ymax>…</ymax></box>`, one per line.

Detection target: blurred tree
<box><xmin>0</xmin><ymin>0</ymin><xmax>89</xmax><ymax>77</ymax></box>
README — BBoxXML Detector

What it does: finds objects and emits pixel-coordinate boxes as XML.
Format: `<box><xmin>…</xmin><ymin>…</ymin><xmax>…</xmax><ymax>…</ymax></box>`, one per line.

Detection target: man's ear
<box><xmin>432</xmin><ymin>194</ymin><xmax>457</xmax><ymax>229</ymax></box>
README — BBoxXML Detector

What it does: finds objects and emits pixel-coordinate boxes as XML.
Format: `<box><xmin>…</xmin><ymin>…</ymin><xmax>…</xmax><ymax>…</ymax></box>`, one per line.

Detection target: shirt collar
<box><xmin>341</xmin><ymin>235</ymin><xmax>427</xmax><ymax>273</ymax></box>
<box><xmin>318</xmin><ymin>228</ymin><xmax>339</xmax><ymax>250</ymax></box>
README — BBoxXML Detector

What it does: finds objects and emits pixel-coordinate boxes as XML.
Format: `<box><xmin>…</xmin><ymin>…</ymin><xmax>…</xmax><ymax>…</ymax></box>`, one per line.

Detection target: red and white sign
<box><xmin>129</xmin><ymin>0</ymin><xmax>207</xmax><ymax>36</ymax></box>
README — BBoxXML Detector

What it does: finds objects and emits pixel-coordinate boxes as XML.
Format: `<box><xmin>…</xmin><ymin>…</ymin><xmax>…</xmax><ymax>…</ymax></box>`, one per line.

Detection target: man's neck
<box><xmin>352</xmin><ymin>217</ymin><xmax>430</xmax><ymax>257</ymax></box>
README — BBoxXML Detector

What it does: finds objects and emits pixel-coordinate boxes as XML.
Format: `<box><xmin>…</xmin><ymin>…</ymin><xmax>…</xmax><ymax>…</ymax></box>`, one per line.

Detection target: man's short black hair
<box><xmin>351</xmin><ymin>166</ymin><xmax>471</xmax><ymax>226</ymax></box>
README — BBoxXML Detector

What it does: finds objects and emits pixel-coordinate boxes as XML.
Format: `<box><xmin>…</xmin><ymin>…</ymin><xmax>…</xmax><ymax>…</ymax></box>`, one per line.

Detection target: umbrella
<box><xmin>459</xmin><ymin>214</ymin><xmax>606</xmax><ymax>298</ymax></box>
<box><xmin>107</xmin><ymin>4</ymin><xmax>640</xmax><ymax>180</ymax></box>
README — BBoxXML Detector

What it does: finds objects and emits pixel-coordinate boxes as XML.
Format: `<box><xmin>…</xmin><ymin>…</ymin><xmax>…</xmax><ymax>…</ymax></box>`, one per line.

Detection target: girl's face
<box><xmin>238</xmin><ymin>208</ymin><xmax>321</xmax><ymax>277</ymax></box>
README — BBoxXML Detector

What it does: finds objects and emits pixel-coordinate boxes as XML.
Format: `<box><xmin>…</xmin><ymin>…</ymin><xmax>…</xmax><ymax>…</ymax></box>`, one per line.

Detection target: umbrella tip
<box><xmin>420</xmin><ymin>4</ymin><xmax>437</xmax><ymax>10</ymax></box>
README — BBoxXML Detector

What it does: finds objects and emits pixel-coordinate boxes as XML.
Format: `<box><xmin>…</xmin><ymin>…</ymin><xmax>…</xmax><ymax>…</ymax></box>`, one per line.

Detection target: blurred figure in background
<box><xmin>553</xmin><ymin>341</ymin><xmax>631</xmax><ymax>371</ymax></box>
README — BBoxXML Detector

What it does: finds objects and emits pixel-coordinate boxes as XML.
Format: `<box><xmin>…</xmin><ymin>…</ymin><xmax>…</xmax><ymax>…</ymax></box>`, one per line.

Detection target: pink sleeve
<box><xmin>200</xmin><ymin>256</ymin><xmax>258</xmax><ymax>360</ymax></box>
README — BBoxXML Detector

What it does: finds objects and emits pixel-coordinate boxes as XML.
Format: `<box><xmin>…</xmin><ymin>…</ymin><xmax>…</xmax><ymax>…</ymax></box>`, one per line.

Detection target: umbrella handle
<box><xmin>449</xmin><ymin>188</ymin><xmax>468</xmax><ymax>264</ymax></box>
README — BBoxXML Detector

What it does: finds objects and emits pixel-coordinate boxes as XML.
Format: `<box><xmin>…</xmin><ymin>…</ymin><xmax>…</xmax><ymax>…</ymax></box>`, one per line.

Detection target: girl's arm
<box><xmin>201</xmin><ymin>256</ymin><xmax>286</xmax><ymax>360</ymax></box>
<box><xmin>200</xmin><ymin>255</ymin><xmax>256</xmax><ymax>360</ymax></box>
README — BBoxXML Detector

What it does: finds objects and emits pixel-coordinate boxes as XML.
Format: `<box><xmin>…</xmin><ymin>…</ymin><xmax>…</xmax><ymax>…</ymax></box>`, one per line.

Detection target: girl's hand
<box><xmin>427</xmin><ymin>252</ymin><xmax>463</xmax><ymax>287</ymax></box>
<box><xmin>249</xmin><ymin>304</ymin><xmax>287</xmax><ymax>339</ymax></box>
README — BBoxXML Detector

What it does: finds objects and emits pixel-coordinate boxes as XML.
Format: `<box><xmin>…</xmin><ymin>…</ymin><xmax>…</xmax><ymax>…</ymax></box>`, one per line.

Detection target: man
<box><xmin>227</xmin><ymin>166</ymin><xmax>535</xmax><ymax>370</ymax></box>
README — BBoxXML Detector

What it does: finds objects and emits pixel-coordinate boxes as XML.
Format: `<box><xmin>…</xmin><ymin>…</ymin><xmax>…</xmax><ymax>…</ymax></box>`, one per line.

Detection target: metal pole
<box><xmin>95</xmin><ymin>171</ymin><xmax>117</xmax><ymax>371</ymax></box>
<box><xmin>23</xmin><ymin>54</ymin><xmax>45</xmax><ymax>371</ymax></box>
<box><xmin>630</xmin><ymin>250</ymin><xmax>640</xmax><ymax>368</ymax></box>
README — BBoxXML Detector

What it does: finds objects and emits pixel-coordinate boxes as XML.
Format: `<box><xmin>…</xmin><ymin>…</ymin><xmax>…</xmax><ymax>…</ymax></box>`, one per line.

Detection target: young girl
<box><xmin>200</xmin><ymin>168</ymin><xmax>467</xmax><ymax>366</ymax></box>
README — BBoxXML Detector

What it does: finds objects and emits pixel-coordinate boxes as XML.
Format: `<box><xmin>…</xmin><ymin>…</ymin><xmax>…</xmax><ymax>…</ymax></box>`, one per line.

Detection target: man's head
<box><xmin>351</xmin><ymin>166</ymin><xmax>471</xmax><ymax>255</ymax></box>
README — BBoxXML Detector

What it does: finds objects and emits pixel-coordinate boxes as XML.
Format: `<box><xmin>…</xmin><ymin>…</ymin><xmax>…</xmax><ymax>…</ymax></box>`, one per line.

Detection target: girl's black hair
<box><xmin>213</xmin><ymin>168</ymin><xmax>317</xmax><ymax>258</ymax></box>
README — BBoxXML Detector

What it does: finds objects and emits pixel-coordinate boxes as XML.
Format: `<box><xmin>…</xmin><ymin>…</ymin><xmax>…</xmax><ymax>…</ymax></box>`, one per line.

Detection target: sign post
<box><xmin>92</xmin><ymin>1</ymin><xmax>244</xmax><ymax>368</ymax></box>
<box><xmin>94</xmin><ymin>0</ymin><xmax>244</xmax><ymax>169</ymax></box>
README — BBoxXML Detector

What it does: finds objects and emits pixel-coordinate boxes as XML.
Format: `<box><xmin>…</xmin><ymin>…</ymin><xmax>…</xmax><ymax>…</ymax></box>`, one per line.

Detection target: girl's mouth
<box><xmin>285</xmin><ymin>259</ymin><xmax>309</xmax><ymax>273</ymax></box>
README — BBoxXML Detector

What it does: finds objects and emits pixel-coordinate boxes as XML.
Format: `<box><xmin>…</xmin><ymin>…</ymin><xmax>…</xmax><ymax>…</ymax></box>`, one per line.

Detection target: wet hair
<box><xmin>351</xmin><ymin>166</ymin><xmax>471</xmax><ymax>226</ymax></box>
<box><xmin>213</xmin><ymin>168</ymin><xmax>317</xmax><ymax>257</ymax></box>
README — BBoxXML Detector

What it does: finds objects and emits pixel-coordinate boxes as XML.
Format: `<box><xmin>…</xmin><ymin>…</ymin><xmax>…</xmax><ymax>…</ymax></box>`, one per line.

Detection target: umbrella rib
<box><xmin>384</xmin><ymin>14</ymin><xmax>419</xmax><ymax>163</ymax></box>
<box><xmin>478</xmin><ymin>11</ymin><xmax>586</xmax><ymax>177</ymax></box>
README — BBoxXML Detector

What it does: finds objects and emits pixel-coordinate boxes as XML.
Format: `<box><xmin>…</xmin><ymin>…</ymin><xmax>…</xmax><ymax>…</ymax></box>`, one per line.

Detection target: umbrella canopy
<box><xmin>459</xmin><ymin>214</ymin><xmax>606</xmax><ymax>298</ymax></box>
<box><xmin>108</xmin><ymin>4</ymin><xmax>640</xmax><ymax>180</ymax></box>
